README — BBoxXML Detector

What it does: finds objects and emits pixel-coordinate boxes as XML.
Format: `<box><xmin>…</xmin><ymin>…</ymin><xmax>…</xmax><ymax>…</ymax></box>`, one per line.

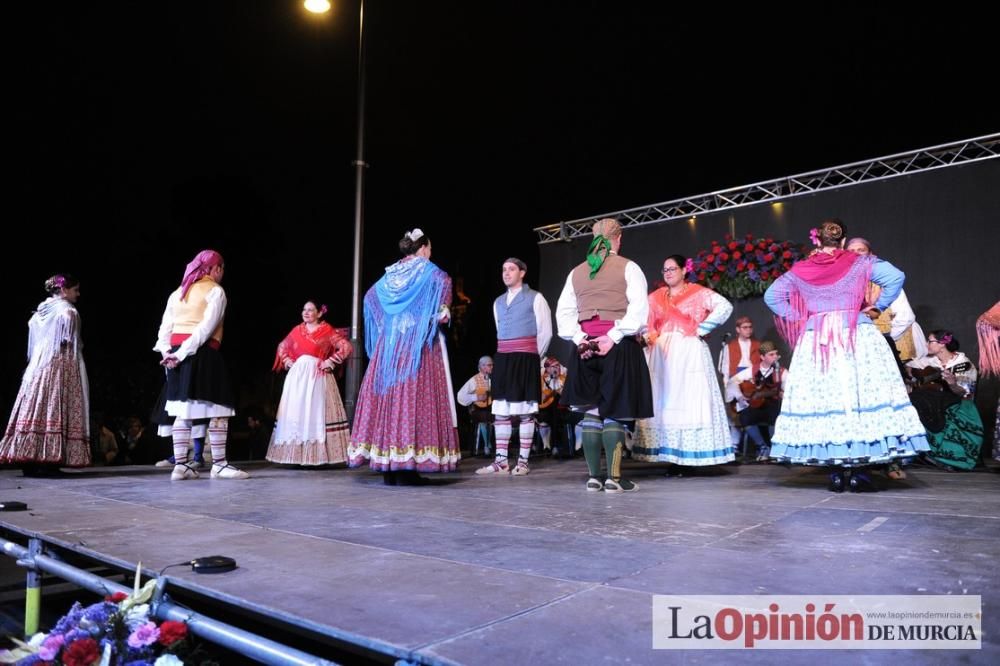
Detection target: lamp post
<box><xmin>305</xmin><ymin>0</ymin><xmax>367</xmax><ymax>422</ymax></box>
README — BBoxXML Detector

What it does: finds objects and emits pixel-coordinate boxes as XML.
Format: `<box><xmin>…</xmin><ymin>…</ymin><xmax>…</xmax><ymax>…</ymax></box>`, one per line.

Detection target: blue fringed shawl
<box><xmin>365</xmin><ymin>257</ymin><xmax>448</xmax><ymax>395</ymax></box>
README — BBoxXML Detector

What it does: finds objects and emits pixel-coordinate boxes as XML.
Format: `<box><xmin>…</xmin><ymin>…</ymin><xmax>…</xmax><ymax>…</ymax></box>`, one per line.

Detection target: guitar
<box><xmin>739</xmin><ymin>365</ymin><xmax>782</xmax><ymax>409</ymax></box>
<box><xmin>910</xmin><ymin>361</ymin><xmax>971</xmax><ymax>390</ymax></box>
<box><xmin>540</xmin><ymin>370</ymin><xmax>566</xmax><ymax>409</ymax></box>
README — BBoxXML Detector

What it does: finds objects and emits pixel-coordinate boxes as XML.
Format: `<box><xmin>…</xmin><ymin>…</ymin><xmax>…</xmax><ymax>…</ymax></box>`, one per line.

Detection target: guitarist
<box><xmin>537</xmin><ymin>356</ymin><xmax>568</xmax><ymax>456</ymax></box>
<box><xmin>725</xmin><ymin>340</ymin><xmax>786</xmax><ymax>461</ymax></box>
<box><xmin>903</xmin><ymin>330</ymin><xmax>983</xmax><ymax>470</ymax></box>
<box><xmin>456</xmin><ymin>356</ymin><xmax>495</xmax><ymax>454</ymax></box>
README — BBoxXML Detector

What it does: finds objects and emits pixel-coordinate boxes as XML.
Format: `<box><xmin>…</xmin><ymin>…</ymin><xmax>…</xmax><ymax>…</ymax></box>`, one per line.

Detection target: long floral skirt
<box><xmin>769</xmin><ymin>324</ymin><xmax>928</xmax><ymax>467</ymax></box>
<box><xmin>266</xmin><ymin>355</ymin><xmax>350</xmax><ymax>465</ymax></box>
<box><xmin>348</xmin><ymin>337</ymin><xmax>460</xmax><ymax>473</ymax></box>
<box><xmin>632</xmin><ymin>333</ymin><xmax>734</xmax><ymax>466</ymax></box>
<box><xmin>0</xmin><ymin>353</ymin><xmax>90</xmax><ymax>466</ymax></box>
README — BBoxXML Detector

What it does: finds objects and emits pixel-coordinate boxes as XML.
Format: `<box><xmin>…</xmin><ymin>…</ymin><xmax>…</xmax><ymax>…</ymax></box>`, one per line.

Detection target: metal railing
<box><xmin>2</xmin><ymin>537</ymin><xmax>336</xmax><ymax>666</ymax></box>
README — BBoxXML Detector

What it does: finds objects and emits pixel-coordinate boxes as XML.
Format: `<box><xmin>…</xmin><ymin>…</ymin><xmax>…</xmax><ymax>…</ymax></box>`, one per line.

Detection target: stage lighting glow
<box><xmin>304</xmin><ymin>0</ymin><xmax>331</xmax><ymax>14</ymax></box>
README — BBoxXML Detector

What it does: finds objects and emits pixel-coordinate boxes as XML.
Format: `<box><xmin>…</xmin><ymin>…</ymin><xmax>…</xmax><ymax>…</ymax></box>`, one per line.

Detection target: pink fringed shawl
<box><xmin>976</xmin><ymin>301</ymin><xmax>1000</xmax><ymax>377</ymax></box>
<box><xmin>770</xmin><ymin>250</ymin><xmax>874</xmax><ymax>368</ymax></box>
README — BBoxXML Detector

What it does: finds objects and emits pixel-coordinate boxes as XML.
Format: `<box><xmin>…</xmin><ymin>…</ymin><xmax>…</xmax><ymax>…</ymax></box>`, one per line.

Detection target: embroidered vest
<box><xmin>473</xmin><ymin>373</ymin><xmax>492</xmax><ymax>409</ymax></box>
<box><xmin>495</xmin><ymin>286</ymin><xmax>539</xmax><ymax>340</ymax></box>
<box><xmin>172</xmin><ymin>278</ymin><xmax>224</xmax><ymax>343</ymax></box>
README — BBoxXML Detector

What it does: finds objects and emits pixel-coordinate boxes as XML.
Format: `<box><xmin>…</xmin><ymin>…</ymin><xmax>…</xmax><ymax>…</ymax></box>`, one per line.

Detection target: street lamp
<box><xmin>305</xmin><ymin>0</ymin><xmax>367</xmax><ymax>422</ymax></box>
<box><xmin>303</xmin><ymin>0</ymin><xmax>331</xmax><ymax>13</ymax></box>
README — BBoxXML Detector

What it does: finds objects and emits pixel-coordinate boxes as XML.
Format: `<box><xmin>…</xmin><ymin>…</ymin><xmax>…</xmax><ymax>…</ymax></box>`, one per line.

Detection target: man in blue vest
<box><xmin>476</xmin><ymin>258</ymin><xmax>552</xmax><ymax>476</ymax></box>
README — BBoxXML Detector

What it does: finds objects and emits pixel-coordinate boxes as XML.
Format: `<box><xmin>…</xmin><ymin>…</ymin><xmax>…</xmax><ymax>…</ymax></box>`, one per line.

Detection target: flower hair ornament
<box><xmin>405</xmin><ymin>228</ymin><xmax>425</xmax><ymax>242</ymax></box>
<box><xmin>684</xmin><ymin>258</ymin><xmax>694</xmax><ymax>274</ymax></box>
<box><xmin>809</xmin><ymin>228</ymin><xmax>821</xmax><ymax>247</ymax></box>
<box><xmin>319</xmin><ymin>304</ymin><xmax>329</xmax><ymax>317</ymax></box>
<box><xmin>938</xmin><ymin>333</ymin><xmax>953</xmax><ymax>345</ymax></box>
<box><xmin>54</xmin><ymin>276</ymin><xmax>65</xmax><ymax>288</ymax></box>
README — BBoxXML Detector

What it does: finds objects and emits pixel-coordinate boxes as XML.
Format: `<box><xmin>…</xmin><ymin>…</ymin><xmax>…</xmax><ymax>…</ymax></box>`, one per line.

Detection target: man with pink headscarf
<box><xmin>153</xmin><ymin>250</ymin><xmax>249</xmax><ymax>480</ymax></box>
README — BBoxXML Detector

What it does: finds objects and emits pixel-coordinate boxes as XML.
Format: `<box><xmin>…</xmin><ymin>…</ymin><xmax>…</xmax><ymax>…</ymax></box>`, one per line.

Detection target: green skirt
<box><xmin>926</xmin><ymin>400</ymin><xmax>984</xmax><ymax>470</ymax></box>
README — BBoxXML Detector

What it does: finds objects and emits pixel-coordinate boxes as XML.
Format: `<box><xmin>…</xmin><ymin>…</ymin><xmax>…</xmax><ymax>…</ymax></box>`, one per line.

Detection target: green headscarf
<box><xmin>586</xmin><ymin>235</ymin><xmax>612</xmax><ymax>279</ymax></box>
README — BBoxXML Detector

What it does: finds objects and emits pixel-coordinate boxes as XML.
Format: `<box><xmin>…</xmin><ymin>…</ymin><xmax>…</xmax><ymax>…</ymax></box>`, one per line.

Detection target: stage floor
<box><xmin>2</xmin><ymin>458</ymin><xmax>998</xmax><ymax>664</ymax></box>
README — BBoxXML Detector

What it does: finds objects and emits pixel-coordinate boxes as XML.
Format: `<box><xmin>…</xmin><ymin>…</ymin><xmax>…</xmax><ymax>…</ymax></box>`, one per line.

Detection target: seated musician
<box><xmin>905</xmin><ymin>330</ymin><xmax>982</xmax><ymax>470</ymax></box>
<box><xmin>537</xmin><ymin>356</ymin><xmax>568</xmax><ymax>456</ymax></box>
<box><xmin>457</xmin><ymin>355</ymin><xmax>494</xmax><ymax>422</ymax></box>
<box><xmin>725</xmin><ymin>340</ymin><xmax>786</xmax><ymax>461</ymax></box>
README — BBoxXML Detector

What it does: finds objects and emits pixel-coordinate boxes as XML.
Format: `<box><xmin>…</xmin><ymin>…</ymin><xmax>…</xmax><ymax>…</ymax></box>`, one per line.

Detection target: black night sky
<box><xmin>4</xmin><ymin>3</ymin><xmax>995</xmax><ymax>421</ymax></box>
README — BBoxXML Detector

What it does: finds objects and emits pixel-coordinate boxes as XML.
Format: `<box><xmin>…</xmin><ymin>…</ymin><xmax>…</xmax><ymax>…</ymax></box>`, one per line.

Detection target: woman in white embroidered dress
<box><xmin>633</xmin><ymin>255</ymin><xmax>735</xmax><ymax>468</ymax></box>
<box><xmin>0</xmin><ymin>274</ymin><xmax>90</xmax><ymax>474</ymax></box>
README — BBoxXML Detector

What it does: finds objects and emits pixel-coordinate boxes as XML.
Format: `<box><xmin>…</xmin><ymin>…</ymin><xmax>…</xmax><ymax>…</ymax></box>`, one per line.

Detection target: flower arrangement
<box><xmin>1</xmin><ymin>565</ymin><xmax>210</xmax><ymax>666</ymax></box>
<box><xmin>690</xmin><ymin>233</ymin><xmax>804</xmax><ymax>300</ymax></box>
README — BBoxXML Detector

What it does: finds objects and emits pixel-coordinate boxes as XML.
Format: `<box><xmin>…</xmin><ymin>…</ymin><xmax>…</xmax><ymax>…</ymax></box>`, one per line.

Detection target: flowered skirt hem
<box><xmin>768</xmin><ymin>433</ymin><xmax>929</xmax><ymax>467</ymax></box>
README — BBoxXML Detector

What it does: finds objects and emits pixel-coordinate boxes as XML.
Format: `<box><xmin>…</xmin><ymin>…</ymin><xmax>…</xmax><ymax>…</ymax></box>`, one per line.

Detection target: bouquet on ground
<box><xmin>690</xmin><ymin>232</ymin><xmax>804</xmax><ymax>299</ymax></box>
<box><xmin>1</xmin><ymin>564</ymin><xmax>210</xmax><ymax>666</ymax></box>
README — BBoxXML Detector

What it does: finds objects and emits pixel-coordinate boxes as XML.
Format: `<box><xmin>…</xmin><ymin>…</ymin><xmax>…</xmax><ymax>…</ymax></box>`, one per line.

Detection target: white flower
<box><xmin>124</xmin><ymin>603</ymin><xmax>150</xmax><ymax>629</ymax></box>
<box><xmin>154</xmin><ymin>655</ymin><xmax>185</xmax><ymax>666</ymax></box>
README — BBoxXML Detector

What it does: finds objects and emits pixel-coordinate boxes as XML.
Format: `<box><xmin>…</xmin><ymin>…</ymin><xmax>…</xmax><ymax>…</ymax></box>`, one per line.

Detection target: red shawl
<box><xmin>273</xmin><ymin>322</ymin><xmax>352</xmax><ymax>372</ymax></box>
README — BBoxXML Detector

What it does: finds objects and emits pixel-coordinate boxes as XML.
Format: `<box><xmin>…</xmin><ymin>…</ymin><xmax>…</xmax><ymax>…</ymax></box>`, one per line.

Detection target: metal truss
<box><xmin>534</xmin><ymin>133</ymin><xmax>1000</xmax><ymax>244</ymax></box>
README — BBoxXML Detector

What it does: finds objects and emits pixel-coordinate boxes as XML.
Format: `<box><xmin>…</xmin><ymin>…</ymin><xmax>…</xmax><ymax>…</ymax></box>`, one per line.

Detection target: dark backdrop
<box><xmin>538</xmin><ymin>159</ymin><xmax>1000</xmax><ymax>451</ymax></box>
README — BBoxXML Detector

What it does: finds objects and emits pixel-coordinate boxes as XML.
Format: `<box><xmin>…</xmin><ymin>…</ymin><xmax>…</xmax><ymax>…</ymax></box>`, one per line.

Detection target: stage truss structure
<box><xmin>534</xmin><ymin>134</ymin><xmax>1000</xmax><ymax>244</ymax></box>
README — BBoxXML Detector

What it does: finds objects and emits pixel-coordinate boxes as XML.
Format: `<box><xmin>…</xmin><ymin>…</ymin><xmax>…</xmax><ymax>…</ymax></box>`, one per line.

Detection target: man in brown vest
<box><xmin>555</xmin><ymin>218</ymin><xmax>653</xmax><ymax>492</ymax></box>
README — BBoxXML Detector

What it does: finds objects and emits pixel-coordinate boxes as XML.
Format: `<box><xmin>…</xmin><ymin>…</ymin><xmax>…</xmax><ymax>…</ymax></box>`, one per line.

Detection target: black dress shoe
<box><xmin>849</xmin><ymin>472</ymin><xmax>876</xmax><ymax>493</ymax></box>
<box><xmin>395</xmin><ymin>470</ymin><xmax>430</xmax><ymax>486</ymax></box>
<box><xmin>828</xmin><ymin>471</ymin><xmax>845</xmax><ymax>493</ymax></box>
<box><xmin>22</xmin><ymin>465</ymin><xmax>68</xmax><ymax>478</ymax></box>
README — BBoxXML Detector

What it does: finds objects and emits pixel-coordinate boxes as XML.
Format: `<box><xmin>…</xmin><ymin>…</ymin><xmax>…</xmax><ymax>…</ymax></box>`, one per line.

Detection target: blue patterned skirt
<box><xmin>769</xmin><ymin>324</ymin><xmax>928</xmax><ymax>467</ymax></box>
